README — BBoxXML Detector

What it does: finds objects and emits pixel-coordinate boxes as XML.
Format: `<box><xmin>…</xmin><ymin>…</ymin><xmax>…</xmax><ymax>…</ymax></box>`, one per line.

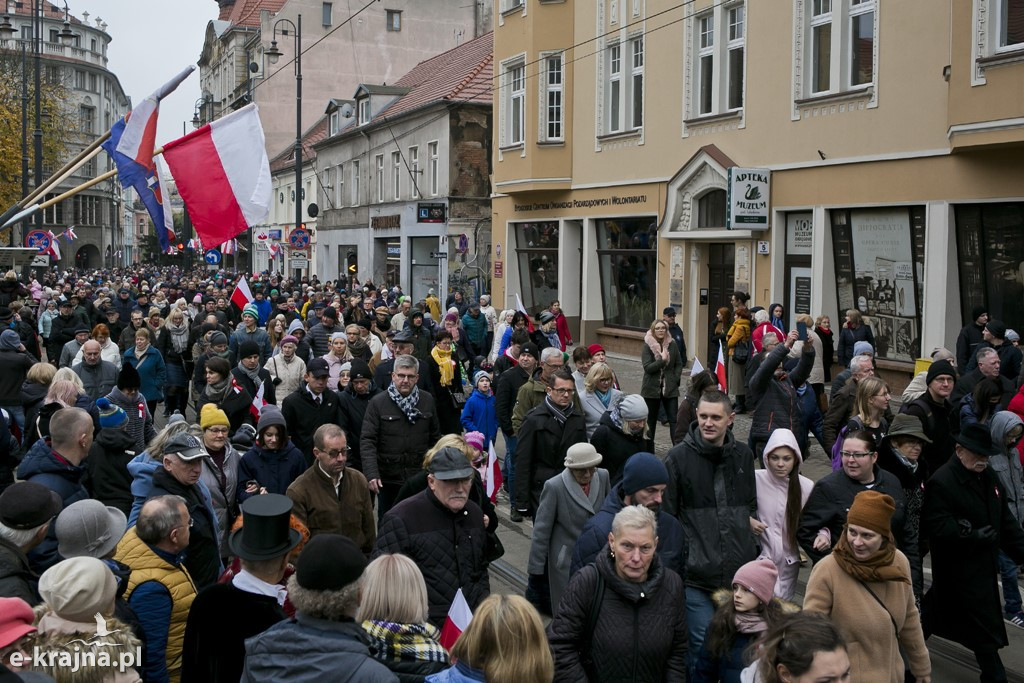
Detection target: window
<box><xmin>386</xmin><ymin>10</ymin><xmax>402</xmax><ymax>31</ymax></box>
<box><xmin>849</xmin><ymin>0</ymin><xmax>874</xmax><ymax>86</ymax></box>
<box><xmin>801</xmin><ymin>0</ymin><xmax>875</xmax><ymax>96</ymax></box>
<box><xmin>999</xmin><ymin>0</ymin><xmax>1024</xmax><ymax>48</ymax></box>
<box><xmin>323</xmin><ymin>167</ymin><xmax>333</xmax><ymax>208</ymax></box>
<box><xmin>351</xmin><ymin>160</ymin><xmax>360</xmax><ymax>205</ymax></box>
<box><xmin>74</xmin><ymin>70</ymin><xmax>85</xmax><ymax>90</ymax></box>
<box><xmin>596</xmin><ymin>218</ymin><xmax>657</xmax><ymax>329</ymax></box>
<box><xmin>811</xmin><ymin>1</ymin><xmax>832</xmax><ymax>93</ymax></box>
<box><xmin>375</xmin><ymin>154</ymin><xmax>384</xmax><ymax>203</ymax></box>
<box><xmin>607</xmin><ymin>43</ymin><xmax>622</xmax><ymax>132</ymax></box>
<box><xmin>631</xmin><ymin>37</ymin><xmax>644</xmax><ymax>128</ymax></box>
<box><xmin>505</xmin><ymin>61</ymin><xmax>525</xmax><ymax>146</ymax></box>
<box><xmin>22</xmin><ymin>25</ymin><xmax>32</xmax><ymax>42</ymax></box>
<box><xmin>727</xmin><ymin>5</ymin><xmax>745</xmax><ymax>110</ymax></box>
<box><xmin>502</xmin><ymin>0</ymin><xmax>524</xmax><ymax>12</ymax></box>
<box><xmin>392</xmin><ymin>151</ymin><xmax>401</xmax><ymax>200</ymax></box>
<box><xmin>541</xmin><ymin>54</ymin><xmax>564</xmax><ymax>142</ymax></box>
<box><xmin>90</xmin><ymin>38</ymin><xmax>96</xmax><ymax>52</ymax></box>
<box><xmin>358</xmin><ymin>98</ymin><xmax>371</xmax><ymax>125</ymax></box>
<box><xmin>45</xmin><ymin>66</ymin><xmax>60</xmax><ymax>84</ymax></box>
<box><xmin>409</xmin><ymin>146</ymin><xmax>419</xmax><ymax>198</ymax></box>
<box><xmin>329</xmin><ymin>111</ymin><xmax>340</xmax><ymax>135</ymax></box>
<box><xmin>956</xmin><ymin>203</ymin><xmax>1024</xmax><ymax>330</ymax></box>
<box><xmin>322</xmin><ymin>2</ymin><xmax>333</xmax><ymax>26</ymax></box>
<box><xmin>428</xmin><ymin>141</ymin><xmax>439</xmax><ymax>196</ymax></box>
<box><xmin>43</xmin><ymin>194</ymin><xmax>63</xmax><ymax>225</ymax></box>
<box><xmin>697</xmin><ymin>14</ymin><xmax>714</xmax><ymax>115</ymax></box>
<box><xmin>336</xmin><ymin>163</ymin><xmax>345</xmax><ymax>207</ymax></box>
<box><xmin>697</xmin><ymin>190</ymin><xmax>727</xmax><ymax>228</ymax></box>
<box><xmin>78</xmin><ymin>106</ymin><xmax>95</xmax><ymax>134</ymax></box>
<box><xmin>514</xmin><ymin>222</ymin><xmax>559</xmax><ymax>317</ymax></box>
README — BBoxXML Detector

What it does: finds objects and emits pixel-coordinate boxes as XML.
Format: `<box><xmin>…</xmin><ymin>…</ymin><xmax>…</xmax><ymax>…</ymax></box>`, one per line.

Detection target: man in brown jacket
<box><xmin>286</xmin><ymin>424</ymin><xmax>375</xmax><ymax>554</ymax></box>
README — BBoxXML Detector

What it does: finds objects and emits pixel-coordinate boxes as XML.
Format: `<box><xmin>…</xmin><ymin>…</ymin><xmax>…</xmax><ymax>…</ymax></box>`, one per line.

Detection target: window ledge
<box><xmin>977</xmin><ymin>47</ymin><xmax>1024</xmax><ymax>70</ymax></box>
<box><xmin>499</xmin><ymin>142</ymin><xmax>525</xmax><ymax>153</ymax></box>
<box><xmin>795</xmin><ymin>86</ymin><xmax>873</xmax><ymax>108</ymax></box>
<box><xmin>597</xmin><ymin>128</ymin><xmax>642</xmax><ymax>143</ymax></box>
<box><xmin>684</xmin><ymin>110</ymin><xmax>743</xmax><ymax>126</ymax></box>
<box><xmin>536</xmin><ymin>140</ymin><xmax>565</xmax><ymax>147</ymax></box>
<box><xmin>501</xmin><ymin>3</ymin><xmax>525</xmax><ymax>17</ymax></box>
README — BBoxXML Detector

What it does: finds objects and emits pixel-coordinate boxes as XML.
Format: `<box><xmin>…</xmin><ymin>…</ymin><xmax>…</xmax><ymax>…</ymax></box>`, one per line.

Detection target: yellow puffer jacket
<box><xmin>114</xmin><ymin>527</ymin><xmax>197</xmax><ymax>683</ymax></box>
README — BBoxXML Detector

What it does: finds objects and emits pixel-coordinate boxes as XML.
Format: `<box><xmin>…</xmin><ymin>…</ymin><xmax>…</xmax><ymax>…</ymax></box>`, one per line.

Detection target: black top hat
<box><xmin>228</xmin><ymin>494</ymin><xmax>302</xmax><ymax>562</ymax></box>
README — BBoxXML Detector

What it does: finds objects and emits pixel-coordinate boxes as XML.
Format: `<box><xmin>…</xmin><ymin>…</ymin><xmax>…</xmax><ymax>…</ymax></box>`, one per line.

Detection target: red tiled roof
<box><xmin>377</xmin><ymin>32</ymin><xmax>493</xmax><ymax>120</ymax></box>
<box><xmin>269</xmin><ymin>114</ymin><xmax>329</xmax><ymax>172</ymax></box>
<box><xmin>229</xmin><ymin>0</ymin><xmax>287</xmax><ymax>28</ymax></box>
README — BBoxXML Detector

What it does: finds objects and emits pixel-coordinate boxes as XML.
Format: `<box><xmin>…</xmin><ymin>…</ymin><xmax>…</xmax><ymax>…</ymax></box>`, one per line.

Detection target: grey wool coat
<box><xmin>528</xmin><ymin>467</ymin><xmax>610</xmax><ymax>610</ymax></box>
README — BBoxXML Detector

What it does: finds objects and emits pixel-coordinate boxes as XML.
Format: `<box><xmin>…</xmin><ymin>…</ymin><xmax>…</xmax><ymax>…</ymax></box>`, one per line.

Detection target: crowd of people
<box><xmin>0</xmin><ymin>266</ymin><xmax>1020</xmax><ymax>682</ymax></box>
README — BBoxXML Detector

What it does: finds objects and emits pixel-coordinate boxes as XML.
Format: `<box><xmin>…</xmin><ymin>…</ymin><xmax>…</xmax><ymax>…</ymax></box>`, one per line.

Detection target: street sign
<box><xmin>430</xmin><ymin>251</ymin><xmax>448</xmax><ymax>259</ymax></box>
<box><xmin>30</xmin><ymin>255</ymin><xmax>49</xmax><ymax>268</ymax></box>
<box><xmin>289</xmin><ymin>228</ymin><xmax>310</xmax><ymax>249</ymax></box>
<box><xmin>25</xmin><ymin>230</ymin><xmax>49</xmax><ymax>251</ymax></box>
<box><xmin>291</xmin><ymin>258</ymin><xmax>308</xmax><ymax>268</ymax></box>
<box><xmin>494</xmin><ymin>260</ymin><xmax>503</xmax><ymax>278</ymax></box>
<box><xmin>204</xmin><ymin>249</ymin><xmax>222</xmax><ymax>265</ymax></box>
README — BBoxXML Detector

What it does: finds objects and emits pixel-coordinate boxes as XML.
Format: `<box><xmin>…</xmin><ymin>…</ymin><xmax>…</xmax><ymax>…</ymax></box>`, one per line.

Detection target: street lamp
<box><xmin>264</xmin><ymin>13</ymin><xmax>302</xmax><ymax>276</ymax></box>
<box><xmin>192</xmin><ymin>96</ymin><xmax>207</xmax><ymax>129</ymax></box>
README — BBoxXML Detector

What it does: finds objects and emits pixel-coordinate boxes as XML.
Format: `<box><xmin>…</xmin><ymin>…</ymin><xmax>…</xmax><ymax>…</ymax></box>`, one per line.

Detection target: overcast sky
<box><xmin>79</xmin><ymin>0</ymin><xmax>213</xmax><ymax>144</ymax></box>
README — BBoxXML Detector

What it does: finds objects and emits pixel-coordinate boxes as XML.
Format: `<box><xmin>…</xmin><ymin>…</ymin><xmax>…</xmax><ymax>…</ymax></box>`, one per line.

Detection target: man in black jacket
<box><xmin>663</xmin><ymin>390</ymin><xmax>757</xmax><ymax>673</ymax></box>
<box><xmin>496</xmin><ymin>342</ymin><xmax>538</xmax><ymax>522</ymax></box>
<box><xmin>956</xmin><ymin>306</ymin><xmax>988</xmax><ymax>370</ymax></box>
<box><xmin>337</xmin><ymin>359</ymin><xmax>379</xmax><ymax>473</ymax></box>
<box><xmin>281</xmin><ymin>358</ymin><xmax>343</xmax><ymax>466</ymax></box>
<box><xmin>900</xmin><ymin>359</ymin><xmax>957</xmax><ymax>472</ymax></box>
<box><xmin>47</xmin><ymin>299</ymin><xmax>80</xmax><ymax>363</ymax></box>
<box><xmin>964</xmin><ymin>319</ymin><xmax>1022</xmax><ymax>381</ymax></box>
<box><xmin>361</xmin><ymin>354</ymin><xmax>441</xmax><ymax>521</ymax></box>
<box><xmin>374</xmin><ymin>446</ymin><xmax>489</xmax><ymax>627</ymax></box>
<box><xmin>747</xmin><ymin>330</ymin><xmax>814</xmax><ymax>460</ymax></box>
<box><xmin>371</xmin><ymin>329</ymin><xmax>433</xmax><ymax>394</ymax></box>
<box><xmin>514</xmin><ymin>369</ymin><xmax>587</xmax><ymax>518</ymax></box>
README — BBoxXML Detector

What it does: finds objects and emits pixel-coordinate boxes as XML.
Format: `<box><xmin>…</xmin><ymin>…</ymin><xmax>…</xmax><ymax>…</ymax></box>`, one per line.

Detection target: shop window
<box><xmin>596</xmin><ymin>218</ymin><xmax>658</xmax><ymax>329</ymax></box>
<box><xmin>955</xmin><ymin>202</ymin><xmax>1024</xmax><ymax>330</ymax></box>
<box><xmin>697</xmin><ymin>189</ymin><xmax>727</xmax><ymax>228</ymax></box>
<box><xmin>830</xmin><ymin>206</ymin><xmax>925</xmax><ymax>362</ymax></box>
<box><xmin>514</xmin><ymin>222</ymin><xmax>559</xmax><ymax>317</ymax></box>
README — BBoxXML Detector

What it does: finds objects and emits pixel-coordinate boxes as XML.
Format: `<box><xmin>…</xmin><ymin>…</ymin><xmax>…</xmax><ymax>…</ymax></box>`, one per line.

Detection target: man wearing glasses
<box><xmin>282</xmin><ymin>357</ymin><xmax>344</xmax><ymax>466</ymax></box>
<box><xmin>514</xmin><ymin>369</ymin><xmax>587</xmax><ymax>519</ymax></box>
<box><xmin>287</xmin><ymin>424</ymin><xmax>375</xmax><ymax>554</ymax></box>
<box><xmin>512</xmin><ymin>347</ymin><xmax>581</xmax><ymax>434</ymax></box>
<box><xmin>798</xmin><ymin>429</ymin><xmax>909</xmax><ymax>567</ymax></box>
<box><xmin>148</xmin><ymin>432</ymin><xmax>223</xmax><ymax>590</ymax></box>
<box><xmin>362</xmin><ymin>354</ymin><xmax>441</xmax><ymax>521</ymax></box>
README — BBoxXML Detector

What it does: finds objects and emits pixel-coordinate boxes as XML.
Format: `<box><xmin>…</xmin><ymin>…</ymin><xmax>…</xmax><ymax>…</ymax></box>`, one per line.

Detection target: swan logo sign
<box><xmin>9</xmin><ymin>613</ymin><xmax>141</xmax><ymax>674</ymax></box>
<box><xmin>727</xmin><ymin>167</ymin><xmax>771</xmax><ymax>230</ymax></box>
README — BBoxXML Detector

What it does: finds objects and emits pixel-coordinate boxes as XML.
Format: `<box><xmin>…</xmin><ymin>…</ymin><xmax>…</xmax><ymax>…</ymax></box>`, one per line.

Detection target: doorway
<box><xmin>706</xmin><ymin>243</ymin><xmax>735</xmax><ymax>366</ymax></box>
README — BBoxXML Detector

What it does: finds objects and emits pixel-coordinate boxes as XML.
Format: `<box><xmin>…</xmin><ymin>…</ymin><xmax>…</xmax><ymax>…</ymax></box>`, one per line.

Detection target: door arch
<box><xmin>75</xmin><ymin>243</ymin><xmax>101</xmax><ymax>270</ymax></box>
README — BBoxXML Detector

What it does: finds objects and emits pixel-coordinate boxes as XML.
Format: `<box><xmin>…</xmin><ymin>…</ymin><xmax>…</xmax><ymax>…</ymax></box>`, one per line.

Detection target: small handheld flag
<box><xmin>715</xmin><ymin>342</ymin><xmax>728</xmax><ymax>391</ymax></box>
<box><xmin>439</xmin><ymin>589</ymin><xmax>473</xmax><ymax>650</ymax></box>
<box><xmin>230</xmin><ymin>275</ymin><xmax>254</xmax><ymax>311</ymax></box>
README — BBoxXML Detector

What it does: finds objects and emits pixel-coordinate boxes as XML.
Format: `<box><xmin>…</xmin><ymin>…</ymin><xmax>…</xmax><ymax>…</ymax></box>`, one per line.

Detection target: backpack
<box><xmin>732</xmin><ymin>339</ymin><xmax>750</xmax><ymax>365</ymax></box>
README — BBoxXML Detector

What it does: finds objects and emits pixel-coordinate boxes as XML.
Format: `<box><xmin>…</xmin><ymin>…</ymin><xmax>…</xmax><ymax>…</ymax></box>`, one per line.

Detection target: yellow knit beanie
<box><xmin>200</xmin><ymin>403</ymin><xmax>230</xmax><ymax>431</ymax></box>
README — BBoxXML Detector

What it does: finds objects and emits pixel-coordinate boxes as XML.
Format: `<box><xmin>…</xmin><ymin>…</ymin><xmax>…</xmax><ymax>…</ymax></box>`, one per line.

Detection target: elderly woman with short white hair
<box><xmin>528</xmin><ymin>442</ymin><xmax>610</xmax><ymax>613</ymax></box>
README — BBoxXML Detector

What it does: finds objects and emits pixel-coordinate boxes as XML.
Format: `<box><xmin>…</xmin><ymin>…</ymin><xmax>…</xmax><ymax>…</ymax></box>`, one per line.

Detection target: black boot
<box><xmin>735</xmin><ymin>395</ymin><xmax>747</xmax><ymax>414</ymax></box>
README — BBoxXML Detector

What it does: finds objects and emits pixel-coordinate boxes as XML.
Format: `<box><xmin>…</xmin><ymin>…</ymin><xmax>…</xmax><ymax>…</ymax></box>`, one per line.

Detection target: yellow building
<box><xmin>491</xmin><ymin>0</ymin><xmax>1024</xmax><ymax>383</ymax></box>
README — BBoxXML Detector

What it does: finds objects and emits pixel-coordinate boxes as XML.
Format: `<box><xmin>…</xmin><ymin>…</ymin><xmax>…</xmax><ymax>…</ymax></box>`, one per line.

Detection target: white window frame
<box><xmin>386</xmin><ymin>9</ymin><xmax>402</xmax><ymax>31</ymax></box>
<box><xmin>323</xmin><ymin>166</ymin><xmax>333</xmax><ymax>208</ymax></box>
<box><xmin>375</xmin><ymin>154</ymin><xmax>384</xmax><ymax>204</ymax></box>
<box><xmin>392</xmin><ymin>151</ymin><xmax>401</xmax><ymax>201</ymax></box>
<box><xmin>972</xmin><ymin>0</ymin><xmax>1024</xmax><ymax>85</ymax></box>
<box><xmin>726</xmin><ymin>5</ymin><xmax>745</xmax><ymax>111</ymax></box>
<box><xmin>848</xmin><ymin>0</ymin><xmax>874</xmax><ymax>88</ymax></box>
<box><xmin>630</xmin><ymin>36</ymin><xmax>644</xmax><ymax>130</ymax></box>
<box><xmin>351</xmin><ymin>160</ymin><xmax>360</xmax><ymax>205</ymax></box>
<box><xmin>799</xmin><ymin>0</ymin><xmax>877</xmax><ymax>98</ymax></box>
<box><xmin>809</xmin><ymin>0</ymin><xmax>833</xmax><ymax>94</ymax></box>
<box><xmin>502</xmin><ymin>59</ymin><xmax>526</xmax><ymax>148</ymax></box>
<box><xmin>607</xmin><ymin>42</ymin><xmax>622</xmax><ymax>132</ymax></box>
<box><xmin>358</xmin><ymin>98</ymin><xmax>371</xmax><ymax>126</ymax></box>
<box><xmin>996</xmin><ymin>0</ymin><xmax>1024</xmax><ymax>50</ymax></box>
<box><xmin>329</xmin><ymin>111</ymin><xmax>340</xmax><ymax>136</ymax></box>
<box><xmin>342</xmin><ymin>161</ymin><xmax>350</xmax><ymax>206</ymax></box>
<box><xmin>539</xmin><ymin>52</ymin><xmax>564</xmax><ymax>142</ymax></box>
<box><xmin>696</xmin><ymin>13</ymin><xmax>715</xmax><ymax>116</ymax></box>
<box><xmin>409</xmin><ymin>146</ymin><xmax>420</xmax><ymax>198</ymax></box>
<box><xmin>428</xmin><ymin>141</ymin><xmax>439</xmax><ymax>196</ymax></box>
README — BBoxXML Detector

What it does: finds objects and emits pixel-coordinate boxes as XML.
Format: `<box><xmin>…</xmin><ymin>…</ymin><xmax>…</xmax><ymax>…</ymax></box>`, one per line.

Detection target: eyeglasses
<box><xmin>544</xmin><ymin>362</ymin><xmax>564</xmax><ymax>369</ymax></box>
<box><xmin>175</xmin><ymin>517</ymin><xmax>194</xmax><ymax>531</ymax></box>
<box><xmin>317</xmin><ymin>447</ymin><xmax>350</xmax><ymax>459</ymax></box>
<box><xmin>550</xmin><ymin>387</ymin><xmax>573</xmax><ymax>395</ymax></box>
<box><xmin>394</xmin><ymin>373</ymin><xmax>417</xmax><ymax>381</ymax></box>
<box><xmin>840</xmin><ymin>451</ymin><xmax>874</xmax><ymax>459</ymax></box>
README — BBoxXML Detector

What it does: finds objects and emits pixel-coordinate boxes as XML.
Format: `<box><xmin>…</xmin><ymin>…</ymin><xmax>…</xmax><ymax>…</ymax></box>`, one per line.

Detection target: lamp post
<box><xmin>264</xmin><ymin>13</ymin><xmax>301</xmax><ymax>278</ymax></box>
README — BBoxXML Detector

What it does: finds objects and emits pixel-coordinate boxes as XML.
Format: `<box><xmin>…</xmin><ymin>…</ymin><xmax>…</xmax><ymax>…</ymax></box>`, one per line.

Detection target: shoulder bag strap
<box><xmin>857</xmin><ymin>578</ymin><xmax>899</xmax><ymax>637</ymax></box>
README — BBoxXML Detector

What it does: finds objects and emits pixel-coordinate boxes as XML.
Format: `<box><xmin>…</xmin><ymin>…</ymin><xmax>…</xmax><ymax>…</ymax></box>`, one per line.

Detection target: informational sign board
<box><xmin>727</xmin><ymin>167</ymin><xmax>771</xmax><ymax>229</ymax></box>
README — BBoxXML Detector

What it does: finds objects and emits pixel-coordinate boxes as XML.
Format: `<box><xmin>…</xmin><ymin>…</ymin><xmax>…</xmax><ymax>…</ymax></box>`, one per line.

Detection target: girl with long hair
<box><xmin>848</xmin><ymin>376</ymin><xmax>890</xmax><ymax>448</ymax></box>
<box><xmin>753</xmin><ymin>429</ymin><xmax>814</xmax><ymax>601</ymax></box>
<box><xmin>694</xmin><ymin>559</ymin><xmax>794</xmax><ymax>682</ymax></box>
<box><xmin>745</xmin><ymin>612</ymin><xmax>849</xmax><ymax>683</ymax></box>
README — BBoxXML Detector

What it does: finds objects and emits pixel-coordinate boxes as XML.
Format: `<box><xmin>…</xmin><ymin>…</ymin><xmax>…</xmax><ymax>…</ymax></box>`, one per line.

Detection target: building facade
<box><xmin>0</xmin><ymin>4</ymin><xmax>131</xmax><ymax>269</ymax></box>
<box><xmin>313</xmin><ymin>32</ymin><xmax>492</xmax><ymax>300</ymax></box>
<box><xmin>491</xmin><ymin>0</ymin><xmax>1024</xmax><ymax>385</ymax></box>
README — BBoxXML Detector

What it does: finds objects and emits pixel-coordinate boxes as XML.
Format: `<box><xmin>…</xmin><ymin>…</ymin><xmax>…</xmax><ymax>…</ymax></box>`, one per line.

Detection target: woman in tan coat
<box><xmin>804</xmin><ymin>489</ymin><xmax>931</xmax><ymax>683</ymax></box>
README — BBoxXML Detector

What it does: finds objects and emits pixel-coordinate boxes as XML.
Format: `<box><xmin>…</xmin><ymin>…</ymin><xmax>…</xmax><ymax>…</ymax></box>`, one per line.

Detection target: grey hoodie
<box><xmin>989</xmin><ymin>411</ymin><xmax>1024</xmax><ymax>522</ymax></box>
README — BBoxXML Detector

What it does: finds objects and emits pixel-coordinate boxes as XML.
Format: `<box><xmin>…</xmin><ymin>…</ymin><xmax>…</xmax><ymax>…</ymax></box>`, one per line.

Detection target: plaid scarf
<box><xmin>545</xmin><ymin>396</ymin><xmax>572</xmax><ymax>425</ymax></box>
<box><xmin>362</xmin><ymin>620</ymin><xmax>450</xmax><ymax>665</ymax></box>
<box><xmin>388</xmin><ymin>383</ymin><xmax>422</xmax><ymax>423</ymax></box>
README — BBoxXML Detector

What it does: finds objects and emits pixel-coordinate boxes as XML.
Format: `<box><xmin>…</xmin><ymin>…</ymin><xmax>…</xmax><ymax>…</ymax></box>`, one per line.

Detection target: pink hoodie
<box><xmin>755</xmin><ymin>428</ymin><xmax>815</xmax><ymax>600</ymax></box>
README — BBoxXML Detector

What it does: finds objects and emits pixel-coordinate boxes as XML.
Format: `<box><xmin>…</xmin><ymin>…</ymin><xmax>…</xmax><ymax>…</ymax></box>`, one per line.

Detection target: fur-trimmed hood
<box><xmin>711</xmin><ymin>587</ymin><xmax>801</xmax><ymax>614</ymax></box>
<box><xmin>29</xmin><ymin>606</ymin><xmax>142</xmax><ymax>683</ymax></box>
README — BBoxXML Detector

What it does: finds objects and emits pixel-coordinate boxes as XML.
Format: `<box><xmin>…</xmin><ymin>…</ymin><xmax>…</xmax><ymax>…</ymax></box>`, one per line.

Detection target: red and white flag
<box><xmin>161</xmin><ymin>103</ymin><xmax>271</xmax><ymax>248</ymax></box>
<box><xmin>250</xmin><ymin>381</ymin><xmax>267</xmax><ymax>419</ymax></box>
<box><xmin>44</xmin><ymin>231</ymin><xmax>61</xmax><ymax>261</ymax></box>
<box><xmin>514</xmin><ymin>292</ymin><xmax>535</xmax><ymax>332</ymax></box>
<box><xmin>230</xmin><ymin>275</ymin><xmax>254</xmax><ymax>311</ymax></box>
<box><xmin>267</xmin><ymin>242</ymin><xmax>281</xmax><ymax>260</ymax></box>
<box><xmin>221</xmin><ymin>238</ymin><xmax>237</xmax><ymax>255</ymax></box>
<box><xmin>439</xmin><ymin>588</ymin><xmax>473</xmax><ymax>651</ymax></box>
<box><xmin>485</xmin><ymin>443</ymin><xmax>502</xmax><ymax>503</ymax></box>
<box><xmin>715</xmin><ymin>341</ymin><xmax>728</xmax><ymax>391</ymax></box>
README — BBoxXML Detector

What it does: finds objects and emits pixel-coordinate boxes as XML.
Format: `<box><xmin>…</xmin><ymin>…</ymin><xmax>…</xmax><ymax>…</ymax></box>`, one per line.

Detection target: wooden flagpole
<box><xmin>22</xmin><ymin>131</ymin><xmax>110</xmax><ymax>207</ymax></box>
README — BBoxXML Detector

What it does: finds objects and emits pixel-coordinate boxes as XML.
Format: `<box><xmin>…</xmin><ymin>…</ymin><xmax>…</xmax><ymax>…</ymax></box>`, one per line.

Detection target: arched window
<box><xmin>697</xmin><ymin>189</ymin><xmax>727</xmax><ymax>228</ymax></box>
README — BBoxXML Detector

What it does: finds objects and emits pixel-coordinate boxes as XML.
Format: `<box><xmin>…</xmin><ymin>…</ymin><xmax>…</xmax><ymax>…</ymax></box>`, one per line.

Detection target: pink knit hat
<box><xmin>0</xmin><ymin>597</ymin><xmax>36</xmax><ymax>648</ymax></box>
<box><xmin>464</xmin><ymin>431</ymin><xmax>486</xmax><ymax>453</ymax></box>
<box><xmin>733</xmin><ymin>559</ymin><xmax>778</xmax><ymax>606</ymax></box>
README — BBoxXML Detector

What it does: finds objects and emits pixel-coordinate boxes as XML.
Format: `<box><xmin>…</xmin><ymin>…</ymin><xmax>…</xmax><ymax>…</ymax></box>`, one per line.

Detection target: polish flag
<box><xmin>161</xmin><ymin>103</ymin><xmax>271</xmax><ymax>248</ymax></box>
<box><xmin>715</xmin><ymin>341</ymin><xmax>728</xmax><ymax>391</ymax></box>
<box><xmin>267</xmin><ymin>242</ymin><xmax>281</xmax><ymax>260</ymax></box>
<box><xmin>439</xmin><ymin>589</ymin><xmax>473</xmax><ymax>651</ymax></box>
<box><xmin>486</xmin><ymin>443</ymin><xmax>502</xmax><ymax>503</ymax></box>
<box><xmin>690</xmin><ymin>358</ymin><xmax>705</xmax><ymax>376</ymax></box>
<box><xmin>514</xmin><ymin>292</ymin><xmax>535</xmax><ymax>332</ymax></box>
<box><xmin>250</xmin><ymin>381</ymin><xmax>267</xmax><ymax>419</ymax></box>
<box><xmin>44</xmin><ymin>231</ymin><xmax>61</xmax><ymax>261</ymax></box>
<box><xmin>230</xmin><ymin>275</ymin><xmax>254</xmax><ymax>311</ymax></box>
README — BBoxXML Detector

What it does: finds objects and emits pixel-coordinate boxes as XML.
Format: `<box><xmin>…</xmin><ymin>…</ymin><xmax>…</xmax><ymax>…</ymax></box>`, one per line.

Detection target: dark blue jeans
<box><xmin>685</xmin><ymin>586</ymin><xmax>715</xmax><ymax>678</ymax></box>
<box><xmin>999</xmin><ymin>550</ymin><xmax>1022</xmax><ymax>615</ymax></box>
